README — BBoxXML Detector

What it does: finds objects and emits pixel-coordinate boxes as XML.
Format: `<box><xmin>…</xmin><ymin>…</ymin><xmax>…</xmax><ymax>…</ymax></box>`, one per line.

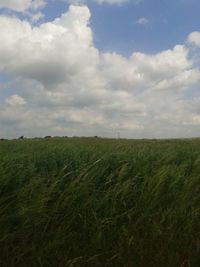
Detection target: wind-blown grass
<box><xmin>0</xmin><ymin>138</ymin><xmax>200</xmax><ymax>267</ymax></box>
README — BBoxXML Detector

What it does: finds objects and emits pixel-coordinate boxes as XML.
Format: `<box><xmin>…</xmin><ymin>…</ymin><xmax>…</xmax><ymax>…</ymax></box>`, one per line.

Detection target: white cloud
<box><xmin>136</xmin><ymin>17</ymin><xmax>149</xmax><ymax>25</ymax></box>
<box><xmin>0</xmin><ymin>0</ymin><xmax>46</xmax><ymax>23</ymax></box>
<box><xmin>6</xmin><ymin>94</ymin><xmax>26</xmax><ymax>106</ymax></box>
<box><xmin>29</xmin><ymin>11</ymin><xmax>44</xmax><ymax>22</ymax></box>
<box><xmin>0</xmin><ymin>0</ymin><xmax>45</xmax><ymax>12</ymax></box>
<box><xmin>187</xmin><ymin>31</ymin><xmax>200</xmax><ymax>47</ymax></box>
<box><xmin>0</xmin><ymin>5</ymin><xmax>200</xmax><ymax>138</ymax></box>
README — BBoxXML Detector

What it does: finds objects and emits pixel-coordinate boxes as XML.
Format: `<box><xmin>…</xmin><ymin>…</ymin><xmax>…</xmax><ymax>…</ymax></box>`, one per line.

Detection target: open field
<box><xmin>0</xmin><ymin>137</ymin><xmax>200</xmax><ymax>267</ymax></box>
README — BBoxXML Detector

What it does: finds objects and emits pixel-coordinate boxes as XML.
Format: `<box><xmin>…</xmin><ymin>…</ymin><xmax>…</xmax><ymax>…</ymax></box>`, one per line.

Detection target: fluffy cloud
<box><xmin>0</xmin><ymin>5</ymin><xmax>97</xmax><ymax>85</ymax></box>
<box><xmin>187</xmin><ymin>31</ymin><xmax>200</xmax><ymax>47</ymax></box>
<box><xmin>0</xmin><ymin>5</ymin><xmax>200</xmax><ymax>138</ymax></box>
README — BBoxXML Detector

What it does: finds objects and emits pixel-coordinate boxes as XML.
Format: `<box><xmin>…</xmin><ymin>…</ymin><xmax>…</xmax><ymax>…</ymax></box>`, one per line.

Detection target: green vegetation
<box><xmin>0</xmin><ymin>137</ymin><xmax>200</xmax><ymax>267</ymax></box>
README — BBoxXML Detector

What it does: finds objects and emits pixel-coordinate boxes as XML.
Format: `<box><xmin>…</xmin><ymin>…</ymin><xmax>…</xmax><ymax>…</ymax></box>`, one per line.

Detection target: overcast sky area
<box><xmin>0</xmin><ymin>0</ymin><xmax>200</xmax><ymax>139</ymax></box>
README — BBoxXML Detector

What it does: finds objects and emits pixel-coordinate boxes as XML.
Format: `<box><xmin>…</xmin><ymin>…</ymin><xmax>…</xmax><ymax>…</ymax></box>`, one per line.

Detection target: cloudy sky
<box><xmin>0</xmin><ymin>0</ymin><xmax>200</xmax><ymax>139</ymax></box>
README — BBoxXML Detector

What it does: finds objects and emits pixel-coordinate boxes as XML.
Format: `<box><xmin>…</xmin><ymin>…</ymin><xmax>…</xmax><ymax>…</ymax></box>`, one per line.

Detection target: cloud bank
<box><xmin>0</xmin><ymin>5</ymin><xmax>200</xmax><ymax>138</ymax></box>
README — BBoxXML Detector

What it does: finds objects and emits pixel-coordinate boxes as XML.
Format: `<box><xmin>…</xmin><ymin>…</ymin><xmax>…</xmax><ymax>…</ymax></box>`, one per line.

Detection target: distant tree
<box><xmin>44</xmin><ymin>136</ymin><xmax>51</xmax><ymax>139</ymax></box>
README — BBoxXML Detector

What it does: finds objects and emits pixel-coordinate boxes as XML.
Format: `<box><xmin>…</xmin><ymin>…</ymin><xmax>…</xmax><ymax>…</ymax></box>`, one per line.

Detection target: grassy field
<box><xmin>0</xmin><ymin>137</ymin><xmax>200</xmax><ymax>267</ymax></box>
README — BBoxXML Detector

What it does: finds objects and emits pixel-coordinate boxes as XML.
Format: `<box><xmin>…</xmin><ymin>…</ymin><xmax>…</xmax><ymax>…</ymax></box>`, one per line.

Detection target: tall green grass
<box><xmin>0</xmin><ymin>138</ymin><xmax>200</xmax><ymax>266</ymax></box>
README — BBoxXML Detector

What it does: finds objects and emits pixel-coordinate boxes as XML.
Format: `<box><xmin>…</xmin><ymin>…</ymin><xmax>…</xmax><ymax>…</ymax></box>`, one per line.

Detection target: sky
<box><xmin>0</xmin><ymin>0</ymin><xmax>200</xmax><ymax>139</ymax></box>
